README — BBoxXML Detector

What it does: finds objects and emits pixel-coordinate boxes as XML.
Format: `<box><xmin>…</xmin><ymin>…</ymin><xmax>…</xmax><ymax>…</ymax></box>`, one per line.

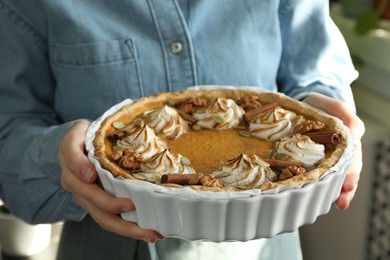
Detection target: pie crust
<box><xmin>93</xmin><ymin>89</ymin><xmax>347</xmax><ymax>191</ymax></box>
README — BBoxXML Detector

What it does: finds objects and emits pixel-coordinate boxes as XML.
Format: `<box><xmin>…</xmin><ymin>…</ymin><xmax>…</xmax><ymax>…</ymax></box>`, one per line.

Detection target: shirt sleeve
<box><xmin>277</xmin><ymin>0</ymin><xmax>358</xmax><ymax>110</ymax></box>
<box><xmin>0</xmin><ymin>2</ymin><xmax>86</xmax><ymax>224</ymax></box>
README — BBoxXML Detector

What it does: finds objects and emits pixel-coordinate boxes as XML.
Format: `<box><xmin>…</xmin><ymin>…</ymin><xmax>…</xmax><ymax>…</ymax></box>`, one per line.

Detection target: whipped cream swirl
<box><xmin>214</xmin><ymin>154</ymin><xmax>276</xmax><ymax>189</ymax></box>
<box><xmin>140</xmin><ymin>149</ymin><xmax>195</xmax><ymax>180</ymax></box>
<box><xmin>116</xmin><ymin>124</ymin><xmax>167</xmax><ymax>160</ymax></box>
<box><xmin>271</xmin><ymin>134</ymin><xmax>325</xmax><ymax>167</ymax></box>
<box><xmin>249</xmin><ymin>107</ymin><xmax>296</xmax><ymax>142</ymax></box>
<box><xmin>144</xmin><ymin>105</ymin><xmax>190</xmax><ymax>139</ymax></box>
<box><xmin>192</xmin><ymin>98</ymin><xmax>244</xmax><ymax>130</ymax></box>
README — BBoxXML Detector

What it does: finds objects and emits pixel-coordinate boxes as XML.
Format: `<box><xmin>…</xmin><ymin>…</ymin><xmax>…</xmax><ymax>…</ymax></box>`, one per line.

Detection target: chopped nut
<box><xmin>278</xmin><ymin>171</ymin><xmax>293</xmax><ymax>181</ymax></box>
<box><xmin>279</xmin><ymin>166</ymin><xmax>306</xmax><ymax>181</ymax></box>
<box><xmin>118</xmin><ymin>148</ymin><xmax>143</xmax><ymax>171</ymax></box>
<box><xmin>190</xmin><ymin>97</ymin><xmax>208</xmax><ymax>107</ymax></box>
<box><xmin>199</xmin><ymin>174</ymin><xmax>224</xmax><ymax>188</ymax></box>
<box><xmin>294</xmin><ymin>120</ymin><xmax>325</xmax><ymax>134</ymax></box>
<box><xmin>176</xmin><ymin>103</ymin><xmax>193</xmax><ymax>114</ymax></box>
<box><xmin>236</xmin><ymin>95</ymin><xmax>262</xmax><ymax>111</ymax></box>
<box><xmin>175</xmin><ymin>97</ymin><xmax>208</xmax><ymax>114</ymax></box>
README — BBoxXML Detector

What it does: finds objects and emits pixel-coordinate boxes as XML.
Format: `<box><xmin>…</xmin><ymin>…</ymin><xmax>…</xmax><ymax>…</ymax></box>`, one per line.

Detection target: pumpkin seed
<box><xmin>112</xmin><ymin>121</ymin><xmax>126</xmax><ymax>129</ymax></box>
<box><xmin>192</xmin><ymin>124</ymin><xmax>202</xmax><ymax>131</ymax></box>
<box><xmin>152</xmin><ymin>174</ymin><xmax>161</xmax><ymax>184</ymax></box>
<box><xmin>213</xmin><ymin>171</ymin><xmax>231</xmax><ymax>178</ymax></box>
<box><xmin>314</xmin><ymin>158</ymin><xmax>325</xmax><ymax>166</ymax></box>
<box><xmin>213</xmin><ymin>114</ymin><xmax>225</xmax><ymax>123</ymax></box>
<box><xmin>167</xmin><ymin>98</ymin><xmax>176</xmax><ymax>107</ymax></box>
<box><xmin>195</xmin><ymin>107</ymin><xmax>207</xmax><ymax>113</ymax></box>
<box><xmin>112</xmin><ymin>145</ymin><xmax>125</xmax><ymax>152</ymax></box>
<box><xmin>268</xmin><ymin>141</ymin><xmax>279</xmax><ymax>158</ymax></box>
<box><xmin>132</xmin><ymin>173</ymin><xmax>147</xmax><ymax>180</ymax></box>
<box><xmin>237</xmin><ymin>124</ymin><xmax>247</xmax><ymax>130</ymax></box>
<box><xmin>253</xmin><ymin>158</ymin><xmax>270</xmax><ymax>168</ymax></box>
<box><xmin>248</xmin><ymin>116</ymin><xmax>260</xmax><ymax>124</ymax></box>
<box><xmin>142</xmin><ymin>113</ymin><xmax>150</xmax><ymax>120</ymax></box>
<box><xmin>238</xmin><ymin>130</ymin><xmax>251</xmax><ymax>138</ymax></box>
<box><xmin>291</xmin><ymin>115</ymin><xmax>305</xmax><ymax>127</ymax></box>
<box><xmin>158</xmin><ymin>133</ymin><xmax>168</xmax><ymax>139</ymax></box>
<box><xmin>274</xmin><ymin>153</ymin><xmax>291</xmax><ymax>161</ymax></box>
<box><xmin>180</xmin><ymin>156</ymin><xmax>191</xmax><ymax>166</ymax></box>
<box><xmin>233</xmin><ymin>185</ymin><xmax>247</xmax><ymax>190</ymax></box>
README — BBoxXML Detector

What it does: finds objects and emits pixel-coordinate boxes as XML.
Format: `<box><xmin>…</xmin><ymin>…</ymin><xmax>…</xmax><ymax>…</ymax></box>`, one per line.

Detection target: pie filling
<box><xmin>94</xmin><ymin>90</ymin><xmax>346</xmax><ymax>191</ymax></box>
<box><xmin>167</xmin><ymin>128</ymin><xmax>273</xmax><ymax>173</ymax></box>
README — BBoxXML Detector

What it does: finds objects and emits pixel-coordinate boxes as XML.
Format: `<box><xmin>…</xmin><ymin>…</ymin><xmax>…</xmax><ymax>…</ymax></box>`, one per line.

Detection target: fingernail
<box><xmin>143</xmin><ymin>237</ymin><xmax>153</xmax><ymax>244</ymax></box>
<box><xmin>82</xmin><ymin>167</ymin><xmax>94</xmax><ymax>183</ymax></box>
<box><xmin>157</xmin><ymin>233</ymin><xmax>166</xmax><ymax>240</ymax></box>
<box><xmin>121</xmin><ymin>205</ymin><xmax>132</xmax><ymax>212</ymax></box>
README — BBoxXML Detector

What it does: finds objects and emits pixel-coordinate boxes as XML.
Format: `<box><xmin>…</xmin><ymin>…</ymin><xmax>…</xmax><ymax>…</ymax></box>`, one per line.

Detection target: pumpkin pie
<box><xmin>93</xmin><ymin>89</ymin><xmax>347</xmax><ymax>192</ymax></box>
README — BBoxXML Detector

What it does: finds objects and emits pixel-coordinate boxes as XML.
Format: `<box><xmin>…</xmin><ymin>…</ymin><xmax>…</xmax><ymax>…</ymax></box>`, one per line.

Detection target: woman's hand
<box><xmin>59</xmin><ymin>119</ymin><xmax>159</xmax><ymax>242</ymax></box>
<box><xmin>303</xmin><ymin>93</ymin><xmax>365</xmax><ymax>209</ymax></box>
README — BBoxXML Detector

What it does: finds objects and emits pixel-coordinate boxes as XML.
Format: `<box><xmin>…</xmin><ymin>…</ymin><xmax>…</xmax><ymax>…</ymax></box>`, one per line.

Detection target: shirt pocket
<box><xmin>50</xmin><ymin>39</ymin><xmax>143</xmax><ymax>121</ymax></box>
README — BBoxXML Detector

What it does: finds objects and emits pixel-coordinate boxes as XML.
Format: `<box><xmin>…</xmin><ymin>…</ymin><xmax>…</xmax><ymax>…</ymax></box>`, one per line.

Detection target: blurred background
<box><xmin>1</xmin><ymin>1</ymin><xmax>389</xmax><ymax>259</ymax></box>
<box><xmin>300</xmin><ymin>1</ymin><xmax>390</xmax><ymax>260</ymax></box>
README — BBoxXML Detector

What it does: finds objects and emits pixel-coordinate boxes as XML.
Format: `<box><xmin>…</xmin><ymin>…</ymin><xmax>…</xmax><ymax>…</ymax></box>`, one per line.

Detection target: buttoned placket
<box><xmin>147</xmin><ymin>0</ymin><xmax>197</xmax><ymax>91</ymax></box>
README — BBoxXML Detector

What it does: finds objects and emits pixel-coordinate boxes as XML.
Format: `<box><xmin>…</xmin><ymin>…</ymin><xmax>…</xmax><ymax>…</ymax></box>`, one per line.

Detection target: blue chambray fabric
<box><xmin>0</xmin><ymin>0</ymin><xmax>357</xmax><ymax>259</ymax></box>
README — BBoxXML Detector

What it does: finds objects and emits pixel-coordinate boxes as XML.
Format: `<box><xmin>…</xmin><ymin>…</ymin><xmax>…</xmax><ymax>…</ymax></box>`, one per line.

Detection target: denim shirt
<box><xmin>0</xmin><ymin>0</ymin><xmax>357</xmax><ymax>224</ymax></box>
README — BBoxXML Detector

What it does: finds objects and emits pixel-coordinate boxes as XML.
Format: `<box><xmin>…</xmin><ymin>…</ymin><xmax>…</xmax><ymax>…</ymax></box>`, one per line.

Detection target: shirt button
<box><xmin>171</xmin><ymin>42</ymin><xmax>183</xmax><ymax>54</ymax></box>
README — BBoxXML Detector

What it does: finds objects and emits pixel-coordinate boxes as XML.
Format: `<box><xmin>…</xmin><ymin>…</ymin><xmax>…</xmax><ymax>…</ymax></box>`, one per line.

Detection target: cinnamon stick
<box><xmin>305</xmin><ymin>131</ymin><xmax>343</xmax><ymax>145</ymax></box>
<box><xmin>263</xmin><ymin>159</ymin><xmax>304</xmax><ymax>168</ymax></box>
<box><xmin>174</xmin><ymin>108</ymin><xmax>198</xmax><ymax>125</ymax></box>
<box><xmin>161</xmin><ymin>174</ymin><xmax>199</xmax><ymax>185</ymax></box>
<box><xmin>243</xmin><ymin>102</ymin><xmax>278</xmax><ymax>122</ymax></box>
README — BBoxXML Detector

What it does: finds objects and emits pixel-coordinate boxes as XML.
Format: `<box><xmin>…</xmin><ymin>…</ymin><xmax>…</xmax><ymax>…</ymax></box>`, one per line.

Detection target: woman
<box><xmin>0</xmin><ymin>0</ymin><xmax>364</xmax><ymax>259</ymax></box>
